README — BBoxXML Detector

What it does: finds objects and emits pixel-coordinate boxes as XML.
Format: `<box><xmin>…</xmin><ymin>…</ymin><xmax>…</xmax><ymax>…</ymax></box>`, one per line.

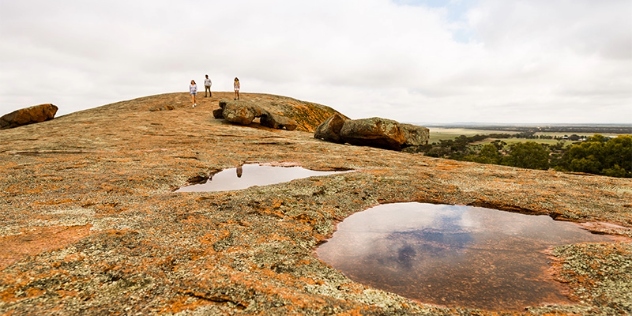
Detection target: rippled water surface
<box><xmin>177</xmin><ymin>164</ymin><xmax>349</xmax><ymax>192</ymax></box>
<box><xmin>317</xmin><ymin>202</ymin><xmax>614</xmax><ymax>310</ymax></box>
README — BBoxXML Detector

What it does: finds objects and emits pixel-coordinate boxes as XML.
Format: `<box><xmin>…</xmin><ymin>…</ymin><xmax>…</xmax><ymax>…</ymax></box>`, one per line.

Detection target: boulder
<box><xmin>215</xmin><ymin>96</ymin><xmax>346</xmax><ymax>132</ymax></box>
<box><xmin>219</xmin><ymin>99</ymin><xmax>229</xmax><ymax>109</ymax></box>
<box><xmin>217</xmin><ymin>99</ymin><xmax>317</xmax><ymax>131</ymax></box>
<box><xmin>260</xmin><ymin>112</ymin><xmax>298</xmax><ymax>131</ymax></box>
<box><xmin>214</xmin><ymin>99</ymin><xmax>229</xmax><ymax>119</ymax></box>
<box><xmin>314</xmin><ymin>113</ymin><xmax>347</xmax><ymax>143</ymax></box>
<box><xmin>0</xmin><ymin>103</ymin><xmax>58</xmax><ymax>129</ymax></box>
<box><xmin>222</xmin><ymin>101</ymin><xmax>263</xmax><ymax>125</ymax></box>
<box><xmin>212</xmin><ymin>108</ymin><xmax>224</xmax><ymax>119</ymax></box>
<box><xmin>339</xmin><ymin>117</ymin><xmax>406</xmax><ymax>150</ymax></box>
<box><xmin>400</xmin><ymin>123</ymin><xmax>430</xmax><ymax>146</ymax></box>
<box><xmin>315</xmin><ymin>115</ymin><xmax>430</xmax><ymax>151</ymax></box>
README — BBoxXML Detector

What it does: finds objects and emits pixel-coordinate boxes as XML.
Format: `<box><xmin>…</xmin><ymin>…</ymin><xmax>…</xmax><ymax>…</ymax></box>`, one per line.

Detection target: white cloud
<box><xmin>0</xmin><ymin>0</ymin><xmax>630</xmax><ymax>123</ymax></box>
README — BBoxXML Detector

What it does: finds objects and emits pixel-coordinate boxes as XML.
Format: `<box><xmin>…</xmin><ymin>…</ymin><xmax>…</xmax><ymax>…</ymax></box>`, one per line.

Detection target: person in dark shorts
<box><xmin>204</xmin><ymin>75</ymin><xmax>212</xmax><ymax>97</ymax></box>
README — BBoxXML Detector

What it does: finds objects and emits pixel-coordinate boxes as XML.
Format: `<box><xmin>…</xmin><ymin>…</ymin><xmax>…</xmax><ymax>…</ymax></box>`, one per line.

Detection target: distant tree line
<box><xmin>416</xmin><ymin>134</ymin><xmax>632</xmax><ymax>178</ymax></box>
<box><xmin>432</xmin><ymin>124</ymin><xmax>632</xmax><ymax>134</ymax></box>
<box><xmin>512</xmin><ymin>132</ymin><xmax>586</xmax><ymax>141</ymax></box>
<box><xmin>557</xmin><ymin>135</ymin><xmax>632</xmax><ymax>177</ymax></box>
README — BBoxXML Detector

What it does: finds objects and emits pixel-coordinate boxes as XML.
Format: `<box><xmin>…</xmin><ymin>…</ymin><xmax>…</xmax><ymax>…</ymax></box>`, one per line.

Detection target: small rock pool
<box><xmin>176</xmin><ymin>163</ymin><xmax>350</xmax><ymax>192</ymax></box>
<box><xmin>316</xmin><ymin>202</ymin><xmax>616</xmax><ymax>311</ymax></box>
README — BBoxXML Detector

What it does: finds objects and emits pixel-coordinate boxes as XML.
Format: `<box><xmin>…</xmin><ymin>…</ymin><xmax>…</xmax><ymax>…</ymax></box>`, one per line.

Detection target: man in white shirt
<box><xmin>204</xmin><ymin>75</ymin><xmax>212</xmax><ymax>97</ymax></box>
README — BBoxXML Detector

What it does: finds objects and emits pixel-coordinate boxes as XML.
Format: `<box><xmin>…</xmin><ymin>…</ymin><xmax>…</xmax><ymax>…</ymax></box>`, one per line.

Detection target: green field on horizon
<box><xmin>428</xmin><ymin>127</ymin><xmax>628</xmax><ymax>145</ymax></box>
<box><xmin>428</xmin><ymin>128</ymin><xmax>519</xmax><ymax>143</ymax></box>
<box><xmin>472</xmin><ymin>138</ymin><xmax>565</xmax><ymax>146</ymax></box>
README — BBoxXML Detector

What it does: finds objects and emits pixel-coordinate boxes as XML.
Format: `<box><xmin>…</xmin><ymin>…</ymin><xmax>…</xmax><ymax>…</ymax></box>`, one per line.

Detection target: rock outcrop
<box><xmin>0</xmin><ymin>103</ymin><xmax>58</xmax><ymax>129</ymax></box>
<box><xmin>315</xmin><ymin>115</ymin><xmax>429</xmax><ymax>151</ymax></box>
<box><xmin>340</xmin><ymin>117</ymin><xmax>406</xmax><ymax>150</ymax></box>
<box><xmin>401</xmin><ymin>123</ymin><xmax>430</xmax><ymax>147</ymax></box>
<box><xmin>222</xmin><ymin>100</ymin><xmax>262</xmax><ymax>125</ymax></box>
<box><xmin>0</xmin><ymin>91</ymin><xmax>630</xmax><ymax>316</ymax></box>
<box><xmin>212</xmin><ymin>107</ymin><xmax>224</xmax><ymax>119</ymax></box>
<box><xmin>215</xmin><ymin>96</ymin><xmax>345</xmax><ymax>132</ymax></box>
<box><xmin>260</xmin><ymin>112</ymin><xmax>298</xmax><ymax>131</ymax></box>
<box><xmin>313</xmin><ymin>113</ymin><xmax>346</xmax><ymax>143</ymax></box>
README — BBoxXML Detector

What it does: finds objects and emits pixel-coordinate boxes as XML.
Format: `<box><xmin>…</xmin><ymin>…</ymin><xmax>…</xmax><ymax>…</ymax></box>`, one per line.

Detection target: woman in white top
<box><xmin>189</xmin><ymin>80</ymin><xmax>197</xmax><ymax>107</ymax></box>
<box><xmin>233</xmin><ymin>77</ymin><xmax>240</xmax><ymax>100</ymax></box>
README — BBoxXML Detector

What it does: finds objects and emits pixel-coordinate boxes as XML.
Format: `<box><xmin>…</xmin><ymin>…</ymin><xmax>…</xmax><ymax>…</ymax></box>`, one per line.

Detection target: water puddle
<box><xmin>316</xmin><ymin>202</ymin><xmax>615</xmax><ymax>311</ymax></box>
<box><xmin>177</xmin><ymin>164</ymin><xmax>350</xmax><ymax>192</ymax></box>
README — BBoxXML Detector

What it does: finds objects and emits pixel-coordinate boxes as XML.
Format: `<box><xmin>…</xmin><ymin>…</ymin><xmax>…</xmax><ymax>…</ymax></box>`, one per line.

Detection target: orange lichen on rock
<box><xmin>0</xmin><ymin>225</ymin><xmax>92</xmax><ymax>270</ymax></box>
<box><xmin>160</xmin><ymin>295</ymin><xmax>216</xmax><ymax>314</ymax></box>
<box><xmin>0</xmin><ymin>92</ymin><xmax>630</xmax><ymax>315</ymax></box>
<box><xmin>32</xmin><ymin>198</ymin><xmax>75</xmax><ymax>206</ymax></box>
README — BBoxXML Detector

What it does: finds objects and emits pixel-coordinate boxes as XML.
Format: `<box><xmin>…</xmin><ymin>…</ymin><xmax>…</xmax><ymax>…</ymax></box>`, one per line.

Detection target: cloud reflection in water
<box><xmin>317</xmin><ymin>202</ymin><xmax>614</xmax><ymax>310</ymax></box>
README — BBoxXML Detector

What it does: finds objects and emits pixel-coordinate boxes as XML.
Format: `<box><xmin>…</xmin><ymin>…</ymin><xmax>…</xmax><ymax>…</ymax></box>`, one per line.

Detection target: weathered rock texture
<box><xmin>222</xmin><ymin>100</ymin><xmax>262</xmax><ymax>125</ymax></box>
<box><xmin>216</xmin><ymin>96</ymin><xmax>345</xmax><ymax>132</ymax></box>
<box><xmin>260</xmin><ymin>112</ymin><xmax>298</xmax><ymax>131</ymax></box>
<box><xmin>401</xmin><ymin>123</ymin><xmax>430</xmax><ymax>147</ymax></box>
<box><xmin>0</xmin><ymin>92</ymin><xmax>631</xmax><ymax>315</ymax></box>
<box><xmin>339</xmin><ymin>117</ymin><xmax>406</xmax><ymax>150</ymax></box>
<box><xmin>315</xmin><ymin>116</ymin><xmax>430</xmax><ymax>151</ymax></box>
<box><xmin>314</xmin><ymin>113</ymin><xmax>347</xmax><ymax>143</ymax></box>
<box><xmin>0</xmin><ymin>103</ymin><xmax>58</xmax><ymax>129</ymax></box>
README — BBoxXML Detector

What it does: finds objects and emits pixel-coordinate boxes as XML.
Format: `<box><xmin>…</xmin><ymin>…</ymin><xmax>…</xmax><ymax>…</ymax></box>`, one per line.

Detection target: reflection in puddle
<box><xmin>317</xmin><ymin>203</ymin><xmax>614</xmax><ymax>311</ymax></box>
<box><xmin>177</xmin><ymin>164</ymin><xmax>349</xmax><ymax>192</ymax></box>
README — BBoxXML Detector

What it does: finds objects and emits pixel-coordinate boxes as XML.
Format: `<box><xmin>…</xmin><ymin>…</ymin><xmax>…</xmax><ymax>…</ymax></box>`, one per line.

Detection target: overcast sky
<box><xmin>1</xmin><ymin>0</ymin><xmax>630</xmax><ymax>124</ymax></box>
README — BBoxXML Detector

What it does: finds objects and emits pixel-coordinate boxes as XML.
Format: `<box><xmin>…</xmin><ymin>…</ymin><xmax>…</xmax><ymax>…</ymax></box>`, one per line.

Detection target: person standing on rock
<box><xmin>204</xmin><ymin>75</ymin><xmax>212</xmax><ymax>97</ymax></box>
<box><xmin>233</xmin><ymin>77</ymin><xmax>240</xmax><ymax>100</ymax></box>
<box><xmin>189</xmin><ymin>80</ymin><xmax>197</xmax><ymax>107</ymax></box>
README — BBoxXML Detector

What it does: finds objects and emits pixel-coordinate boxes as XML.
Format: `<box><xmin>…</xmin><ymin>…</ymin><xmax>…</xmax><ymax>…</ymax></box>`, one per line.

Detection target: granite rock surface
<box><xmin>1</xmin><ymin>92</ymin><xmax>631</xmax><ymax>315</ymax></box>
